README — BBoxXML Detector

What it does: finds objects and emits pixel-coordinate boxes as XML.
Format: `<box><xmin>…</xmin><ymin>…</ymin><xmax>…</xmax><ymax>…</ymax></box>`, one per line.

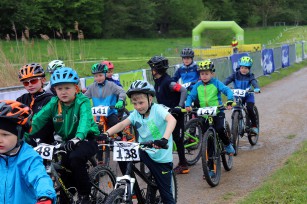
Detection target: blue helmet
<box><xmin>238</xmin><ymin>56</ymin><xmax>253</xmax><ymax>68</ymax></box>
<box><xmin>51</xmin><ymin>67</ymin><xmax>79</xmax><ymax>87</ymax></box>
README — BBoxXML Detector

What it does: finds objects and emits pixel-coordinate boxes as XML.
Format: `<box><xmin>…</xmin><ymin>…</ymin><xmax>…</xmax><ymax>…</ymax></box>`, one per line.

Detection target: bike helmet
<box><xmin>47</xmin><ymin>60</ymin><xmax>65</xmax><ymax>73</ymax></box>
<box><xmin>101</xmin><ymin>61</ymin><xmax>114</xmax><ymax>69</ymax></box>
<box><xmin>50</xmin><ymin>67</ymin><xmax>79</xmax><ymax>87</ymax></box>
<box><xmin>180</xmin><ymin>48</ymin><xmax>194</xmax><ymax>58</ymax></box>
<box><xmin>147</xmin><ymin>56</ymin><xmax>169</xmax><ymax>71</ymax></box>
<box><xmin>0</xmin><ymin>100</ymin><xmax>32</xmax><ymax>137</ymax></box>
<box><xmin>126</xmin><ymin>80</ymin><xmax>156</xmax><ymax>98</ymax></box>
<box><xmin>197</xmin><ymin>60</ymin><xmax>215</xmax><ymax>72</ymax></box>
<box><xmin>238</xmin><ymin>56</ymin><xmax>253</xmax><ymax>68</ymax></box>
<box><xmin>18</xmin><ymin>63</ymin><xmax>45</xmax><ymax>81</ymax></box>
<box><xmin>91</xmin><ymin>63</ymin><xmax>108</xmax><ymax>74</ymax></box>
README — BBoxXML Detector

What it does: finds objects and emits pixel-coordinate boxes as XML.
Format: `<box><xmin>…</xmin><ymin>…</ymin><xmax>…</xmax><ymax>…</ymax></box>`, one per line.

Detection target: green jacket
<box><xmin>29</xmin><ymin>93</ymin><xmax>99</xmax><ymax>141</ymax></box>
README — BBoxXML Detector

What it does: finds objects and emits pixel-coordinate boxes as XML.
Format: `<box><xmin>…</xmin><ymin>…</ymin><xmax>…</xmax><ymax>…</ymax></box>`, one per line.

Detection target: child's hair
<box><xmin>130</xmin><ymin>92</ymin><xmax>148</xmax><ymax>102</ymax></box>
<box><xmin>18</xmin><ymin>63</ymin><xmax>45</xmax><ymax>81</ymax></box>
<box><xmin>0</xmin><ymin>100</ymin><xmax>32</xmax><ymax>139</ymax></box>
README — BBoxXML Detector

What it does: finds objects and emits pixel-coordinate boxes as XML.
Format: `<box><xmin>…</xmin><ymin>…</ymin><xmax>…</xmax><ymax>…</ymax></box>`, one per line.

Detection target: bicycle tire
<box><xmin>183</xmin><ymin>118</ymin><xmax>203</xmax><ymax>166</ymax></box>
<box><xmin>104</xmin><ymin>188</ymin><xmax>128</xmax><ymax>204</ymax></box>
<box><xmin>231</xmin><ymin>111</ymin><xmax>240</xmax><ymax>156</ymax></box>
<box><xmin>248</xmin><ymin>106</ymin><xmax>259</xmax><ymax>146</ymax></box>
<box><xmin>221</xmin><ymin>121</ymin><xmax>233</xmax><ymax>171</ymax></box>
<box><xmin>201</xmin><ymin>130</ymin><xmax>221</xmax><ymax>187</ymax></box>
<box><xmin>89</xmin><ymin>165</ymin><xmax>117</xmax><ymax>203</ymax></box>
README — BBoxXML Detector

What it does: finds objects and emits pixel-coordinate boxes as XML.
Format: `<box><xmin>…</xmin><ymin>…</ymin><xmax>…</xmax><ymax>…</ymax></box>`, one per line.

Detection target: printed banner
<box><xmin>282</xmin><ymin>45</ymin><xmax>290</xmax><ymax>68</ymax></box>
<box><xmin>262</xmin><ymin>49</ymin><xmax>275</xmax><ymax>75</ymax></box>
<box><xmin>119</xmin><ymin>70</ymin><xmax>144</xmax><ymax>111</ymax></box>
<box><xmin>230</xmin><ymin>53</ymin><xmax>248</xmax><ymax>72</ymax></box>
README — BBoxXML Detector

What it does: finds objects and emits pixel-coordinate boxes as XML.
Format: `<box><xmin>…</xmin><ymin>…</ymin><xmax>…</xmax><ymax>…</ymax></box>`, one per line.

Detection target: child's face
<box><xmin>182</xmin><ymin>57</ymin><xmax>193</xmax><ymax>66</ymax></box>
<box><xmin>131</xmin><ymin>93</ymin><xmax>152</xmax><ymax>115</ymax></box>
<box><xmin>0</xmin><ymin>129</ymin><xmax>18</xmax><ymax>154</ymax></box>
<box><xmin>22</xmin><ymin>77</ymin><xmax>45</xmax><ymax>94</ymax></box>
<box><xmin>200</xmin><ymin>70</ymin><xmax>214</xmax><ymax>83</ymax></box>
<box><xmin>106</xmin><ymin>68</ymin><xmax>114</xmax><ymax>78</ymax></box>
<box><xmin>94</xmin><ymin>73</ymin><xmax>106</xmax><ymax>83</ymax></box>
<box><xmin>240</xmin><ymin>66</ymin><xmax>250</xmax><ymax>75</ymax></box>
<box><xmin>54</xmin><ymin>83</ymin><xmax>77</xmax><ymax>106</ymax></box>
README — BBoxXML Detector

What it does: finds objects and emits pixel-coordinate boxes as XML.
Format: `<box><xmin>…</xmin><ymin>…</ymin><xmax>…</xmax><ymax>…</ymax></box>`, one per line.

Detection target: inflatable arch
<box><xmin>192</xmin><ymin>21</ymin><xmax>244</xmax><ymax>48</ymax></box>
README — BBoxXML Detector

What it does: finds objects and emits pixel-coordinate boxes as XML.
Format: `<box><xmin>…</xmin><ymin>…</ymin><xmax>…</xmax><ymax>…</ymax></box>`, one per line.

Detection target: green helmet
<box><xmin>91</xmin><ymin>63</ymin><xmax>108</xmax><ymax>74</ymax></box>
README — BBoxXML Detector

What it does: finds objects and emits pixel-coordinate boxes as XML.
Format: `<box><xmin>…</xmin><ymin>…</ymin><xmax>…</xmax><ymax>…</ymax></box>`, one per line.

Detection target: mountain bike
<box><xmin>104</xmin><ymin>141</ymin><xmax>178</xmax><ymax>204</ymax></box>
<box><xmin>92</xmin><ymin>105</ymin><xmax>137</xmax><ymax>166</ymax></box>
<box><xmin>196</xmin><ymin>106</ymin><xmax>233</xmax><ymax>187</ymax></box>
<box><xmin>34</xmin><ymin>141</ymin><xmax>117</xmax><ymax>203</ymax></box>
<box><xmin>231</xmin><ymin>89</ymin><xmax>260</xmax><ymax>155</ymax></box>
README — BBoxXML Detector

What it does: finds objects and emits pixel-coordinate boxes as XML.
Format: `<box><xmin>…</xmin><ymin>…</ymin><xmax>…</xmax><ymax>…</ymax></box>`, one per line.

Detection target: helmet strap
<box><xmin>141</xmin><ymin>94</ymin><xmax>153</xmax><ymax>119</ymax></box>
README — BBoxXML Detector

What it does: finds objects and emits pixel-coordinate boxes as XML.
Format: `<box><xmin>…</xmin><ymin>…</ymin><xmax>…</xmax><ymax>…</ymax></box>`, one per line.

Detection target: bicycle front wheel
<box><xmin>201</xmin><ymin>130</ymin><xmax>221</xmax><ymax>187</ymax></box>
<box><xmin>104</xmin><ymin>188</ymin><xmax>127</xmax><ymax>204</ymax></box>
<box><xmin>184</xmin><ymin>118</ymin><xmax>203</xmax><ymax>166</ymax></box>
<box><xmin>89</xmin><ymin>165</ymin><xmax>117</xmax><ymax>203</ymax></box>
<box><xmin>248</xmin><ymin>106</ymin><xmax>259</xmax><ymax>146</ymax></box>
<box><xmin>231</xmin><ymin>111</ymin><xmax>240</xmax><ymax>156</ymax></box>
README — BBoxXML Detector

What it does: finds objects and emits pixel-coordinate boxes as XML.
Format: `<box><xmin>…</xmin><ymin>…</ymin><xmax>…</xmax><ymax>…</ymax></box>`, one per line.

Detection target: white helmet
<box><xmin>47</xmin><ymin>60</ymin><xmax>65</xmax><ymax>73</ymax></box>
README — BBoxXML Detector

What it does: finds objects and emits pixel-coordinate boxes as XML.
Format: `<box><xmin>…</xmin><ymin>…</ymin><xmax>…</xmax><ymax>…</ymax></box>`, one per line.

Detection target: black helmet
<box><xmin>180</xmin><ymin>48</ymin><xmax>194</xmax><ymax>58</ymax></box>
<box><xmin>147</xmin><ymin>56</ymin><xmax>169</xmax><ymax>71</ymax></box>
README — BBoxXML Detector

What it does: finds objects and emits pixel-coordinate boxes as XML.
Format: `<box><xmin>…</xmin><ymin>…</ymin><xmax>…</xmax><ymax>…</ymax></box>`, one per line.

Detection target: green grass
<box><xmin>238</xmin><ymin>141</ymin><xmax>307</xmax><ymax>204</ymax></box>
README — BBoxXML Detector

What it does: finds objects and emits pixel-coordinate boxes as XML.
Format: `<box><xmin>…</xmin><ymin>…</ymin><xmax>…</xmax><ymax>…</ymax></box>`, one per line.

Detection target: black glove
<box><xmin>169</xmin><ymin>107</ymin><xmax>182</xmax><ymax>115</ymax></box>
<box><xmin>226</xmin><ymin>100</ymin><xmax>234</xmax><ymax>106</ymax></box>
<box><xmin>97</xmin><ymin>132</ymin><xmax>109</xmax><ymax>143</ymax></box>
<box><xmin>153</xmin><ymin>138</ymin><xmax>168</xmax><ymax>149</ymax></box>
<box><xmin>63</xmin><ymin>138</ymin><xmax>80</xmax><ymax>152</ymax></box>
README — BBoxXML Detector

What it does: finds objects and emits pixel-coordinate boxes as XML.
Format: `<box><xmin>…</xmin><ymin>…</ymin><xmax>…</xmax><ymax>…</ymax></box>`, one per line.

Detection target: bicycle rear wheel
<box><xmin>184</xmin><ymin>118</ymin><xmax>203</xmax><ymax>166</ymax></box>
<box><xmin>231</xmin><ymin>111</ymin><xmax>240</xmax><ymax>156</ymax></box>
<box><xmin>248</xmin><ymin>106</ymin><xmax>259</xmax><ymax>145</ymax></box>
<box><xmin>221</xmin><ymin>121</ymin><xmax>233</xmax><ymax>171</ymax></box>
<box><xmin>201</xmin><ymin>130</ymin><xmax>221</xmax><ymax>187</ymax></box>
<box><xmin>89</xmin><ymin>165</ymin><xmax>117</xmax><ymax>203</ymax></box>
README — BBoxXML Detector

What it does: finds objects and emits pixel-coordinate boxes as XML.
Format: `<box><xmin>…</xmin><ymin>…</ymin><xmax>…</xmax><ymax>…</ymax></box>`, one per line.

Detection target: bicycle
<box><xmin>92</xmin><ymin>105</ymin><xmax>137</xmax><ymax>166</ymax></box>
<box><xmin>231</xmin><ymin>89</ymin><xmax>260</xmax><ymax>155</ymax></box>
<box><xmin>103</xmin><ymin>141</ymin><xmax>178</xmax><ymax>204</ymax></box>
<box><xmin>34</xmin><ymin>141</ymin><xmax>117</xmax><ymax>203</ymax></box>
<box><xmin>195</xmin><ymin>106</ymin><xmax>233</xmax><ymax>187</ymax></box>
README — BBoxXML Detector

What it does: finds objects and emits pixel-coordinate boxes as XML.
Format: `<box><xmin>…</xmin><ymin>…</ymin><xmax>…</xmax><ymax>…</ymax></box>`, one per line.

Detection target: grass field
<box><xmin>1</xmin><ymin>25</ymin><xmax>307</xmax><ymax>87</ymax></box>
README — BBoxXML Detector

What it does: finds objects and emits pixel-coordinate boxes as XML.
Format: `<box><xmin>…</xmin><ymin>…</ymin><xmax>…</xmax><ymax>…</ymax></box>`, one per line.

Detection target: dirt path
<box><xmin>176</xmin><ymin>68</ymin><xmax>307</xmax><ymax>204</ymax></box>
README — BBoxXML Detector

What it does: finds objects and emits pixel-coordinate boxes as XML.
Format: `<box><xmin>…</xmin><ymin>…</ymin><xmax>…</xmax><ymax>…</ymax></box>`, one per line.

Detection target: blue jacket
<box><xmin>84</xmin><ymin>80</ymin><xmax>126</xmax><ymax>116</ymax></box>
<box><xmin>224</xmin><ymin>70</ymin><xmax>259</xmax><ymax>103</ymax></box>
<box><xmin>172</xmin><ymin>61</ymin><xmax>199</xmax><ymax>90</ymax></box>
<box><xmin>0</xmin><ymin>142</ymin><xmax>56</xmax><ymax>204</ymax></box>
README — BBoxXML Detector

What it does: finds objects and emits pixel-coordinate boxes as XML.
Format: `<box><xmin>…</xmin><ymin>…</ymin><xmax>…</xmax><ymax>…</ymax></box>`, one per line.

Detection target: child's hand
<box><xmin>226</xmin><ymin>101</ymin><xmax>233</xmax><ymax>110</ymax></box>
<box><xmin>254</xmin><ymin>88</ymin><xmax>261</xmax><ymax>94</ymax></box>
<box><xmin>153</xmin><ymin>138</ymin><xmax>168</xmax><ymax>149</ymax></box>
<box><xmin>185</xmin><ymin>107</ymin><xmax>192</xmax><ymax>112</ymax></box>
<box><xmin>115</xmin><ymin>100</ymin><xmax>124</xmax><ymax>109</ymax></box>
<box><xmin>63</xmin><ymin>138</ymin><xmax>80</xmax><ymax>152</ymax></box>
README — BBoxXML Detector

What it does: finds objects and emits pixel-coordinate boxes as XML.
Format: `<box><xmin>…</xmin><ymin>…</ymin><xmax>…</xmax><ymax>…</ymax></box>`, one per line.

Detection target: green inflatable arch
<box><xmin>192</xmin><ymin>21</ymin><xmax>244</xmax><ymax>48</ymax></box>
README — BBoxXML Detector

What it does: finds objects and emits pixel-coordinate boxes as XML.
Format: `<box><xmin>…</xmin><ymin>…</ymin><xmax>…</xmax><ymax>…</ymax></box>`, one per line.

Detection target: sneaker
<box><xmin>173</xmin><ymin>164</ymin><xmax>190</xmax><ymax>174</ymax></box>
<box><xmin>225</xmin><ymin>144</ymin><xmax>235</xmax><ymax>155</ymax></box>
<box><xmin>251</xmin><ymin>127</ymin><xmax>259</xmax><ymax>135</ymax></box>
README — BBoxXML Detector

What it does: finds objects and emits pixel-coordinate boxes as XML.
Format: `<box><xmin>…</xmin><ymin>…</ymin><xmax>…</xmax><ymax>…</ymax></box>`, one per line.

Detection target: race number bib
<box><xmin>113</xmin><ymin>141</ymin><xmax>140</xmax><ymax>161</ymax></box>
<box><xmin>34</xmin><ymin>144</ymin><xmax>54</xmax><ymax>160</ymax></box>
<box><xmin>91</xmin><ymin>106</ymin><xmax>109</xmax><ymax>116</ymax></box>
<box><xmin>232</xmin><ymin>89</ymin><xmax>246</xmax><ymax>97</ymax></box>
<box><xmin>182</xmin><ymin>82</ymin><xmax>191</xmax><ymax>89</ymax></box>
<box><xmin>197</xmin><ymin>106</ymin><xmax>218</xmax><ymax>116</ymax></box>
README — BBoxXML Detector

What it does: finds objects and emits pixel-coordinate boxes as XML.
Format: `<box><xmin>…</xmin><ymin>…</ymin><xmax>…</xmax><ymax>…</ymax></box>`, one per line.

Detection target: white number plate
<box><xmin>197</xmin><ymin>106</ymin><xmax>218</xmax><ymax>116</ymax></box>
<box><xmin>182</xmin><ymin>82</ymin><xmax>191</xmax><ymax>89</ymax></box>
<box><xmin>232</xmin><ymin>89</ymin><xmax>246</xmax><ymax>97</ymax></box>
<box><xmin>113</xmin><ymin>141</ymin><xmax>140</xmax><ymax>161</ymax></box>
<box><xmin>91</xmin><ymin>106</ymin><xmax>110</xmax><ymax>116</ymax></box>
<box><xmin>34</xmin><ymin>144</ymin><xmax>54</xmax><ymax>160</ymax></box>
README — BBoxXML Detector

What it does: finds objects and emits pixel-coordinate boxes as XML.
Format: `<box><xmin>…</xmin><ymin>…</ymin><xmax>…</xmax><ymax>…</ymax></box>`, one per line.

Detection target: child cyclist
<box><xmin>224</xmin><ymin>56</ymin><xmax>260</xmax><ymax>135</ymax></box>
<box><xmin>0</xmin><ymin>100</ymin><xmax>56</xmax><ymax>204</ymax></box>
<box><xmin>148</xmin><ymin>55</ymin><xmax>190</xmax><ymax>174</ymax></box>
<box><xmin>45</xmin><ymin>60</ymin><xmax>65</xmax><ymax>94</ymax></box>
<box><xmin>102</xmin><ymin>60</ymin><xmax>123</xmax><ymax>87</ymax></box>
<box><xmin>27</xmin><ymin>67</ymin><xmax>99</xmax><ymax>204</ymax></box>
<box><xmin>100</xmin><ymin>80</ymin><xmax>177</xmax><ymax>204</ymax></box>
<box><xmin>17</xmin><ymin>63</ymin><xmax>54</xmax><ymax>144</ymax></box>
<box><xmin>172</xmin><ymin>48</ymin><xmax>199</xmax><ymax>91</ymax></box>
<box><xmin>185</xmin><ymin>60</ymin><xmax>235</xmax><ymax>160</ymax></box>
